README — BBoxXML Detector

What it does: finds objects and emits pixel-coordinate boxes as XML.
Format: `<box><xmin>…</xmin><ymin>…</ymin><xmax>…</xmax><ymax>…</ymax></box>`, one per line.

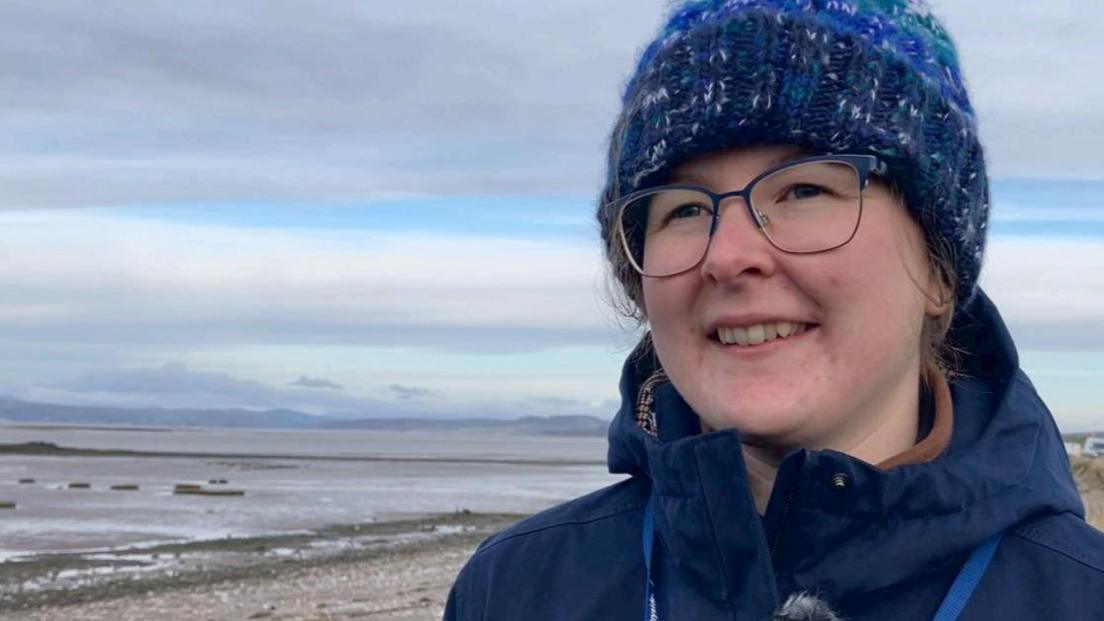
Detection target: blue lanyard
<box><xmin>641</xmin><ymin>500</ymin><xmax>1001</xmax><ymax>621</ymax></box>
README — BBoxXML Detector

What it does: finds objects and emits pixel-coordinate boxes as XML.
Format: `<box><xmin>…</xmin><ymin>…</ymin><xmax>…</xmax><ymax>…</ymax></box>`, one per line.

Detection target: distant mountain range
<box><xmin>0</xmin><ymin>398</ymin><xmax>609</xmax><ymax>436</ymax></box>
<box><xmin>323</xmin><ymin>415</ymin><xmax>608</xmax><ymax>436</ymax></box>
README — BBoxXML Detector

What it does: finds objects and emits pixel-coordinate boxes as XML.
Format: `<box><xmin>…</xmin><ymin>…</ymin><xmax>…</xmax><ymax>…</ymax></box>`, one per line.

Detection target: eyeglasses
<box><xmin>612</xmin><ymin>154</ymin><xmax>888</xmax><ymax>278</ymax></box>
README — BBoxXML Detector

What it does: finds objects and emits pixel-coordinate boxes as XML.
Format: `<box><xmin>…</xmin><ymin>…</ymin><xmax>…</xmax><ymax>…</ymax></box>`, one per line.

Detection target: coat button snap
<box><xmin>830</xmin><ymin>473</ymin><xmax>849</xmax><ymax>489</ymax></box>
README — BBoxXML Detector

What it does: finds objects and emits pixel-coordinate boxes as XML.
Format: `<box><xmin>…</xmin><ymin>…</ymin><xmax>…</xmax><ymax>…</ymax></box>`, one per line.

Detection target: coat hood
<box><xmin>606</xmin><ymin>288</ymin><xmax>1083</xmax><ymax>613</ymax></box>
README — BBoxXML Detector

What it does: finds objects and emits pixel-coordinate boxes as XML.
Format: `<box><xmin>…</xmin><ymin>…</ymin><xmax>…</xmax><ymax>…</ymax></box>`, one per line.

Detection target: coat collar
<box><xmin>606</xmin><ymin>289</ymin><xmax>1084</xmax><ymax>608</ymax></box>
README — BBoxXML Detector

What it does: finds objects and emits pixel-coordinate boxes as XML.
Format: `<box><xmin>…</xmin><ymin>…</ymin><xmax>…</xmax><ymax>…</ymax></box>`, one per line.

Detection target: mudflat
<box><xmin>0</xmin><ymin>511</ymin><xmax>522</xmax><ymax>621</ymax></box>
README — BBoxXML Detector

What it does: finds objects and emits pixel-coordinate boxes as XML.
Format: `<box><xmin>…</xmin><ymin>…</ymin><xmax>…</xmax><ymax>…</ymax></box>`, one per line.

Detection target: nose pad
<box><xmin>699</xmin><ymin>198</ymin><xmax>777</xmax><ymax>281</ymax></box>
<box><xmin>710</xmin><ymin>197</ymin><xmax>766</xmax><ymax>243</ymax></box>
<box><xmin>754</xmin><ymin>209</ymin><xmax>770</xmax><ymax>228</ymax></box>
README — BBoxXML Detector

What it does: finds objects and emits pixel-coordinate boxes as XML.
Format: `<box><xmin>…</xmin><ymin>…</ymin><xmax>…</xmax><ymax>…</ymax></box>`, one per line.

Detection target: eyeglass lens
<box><xmin>618</xmin><ymin>160</ymin><xmax>863</xmax><ymax>277</ymax></box>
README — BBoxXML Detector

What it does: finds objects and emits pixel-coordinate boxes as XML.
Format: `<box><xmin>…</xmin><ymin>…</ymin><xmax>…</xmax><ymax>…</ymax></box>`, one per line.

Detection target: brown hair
<box><xmin>913</xmin><ymin>202</ymin><xmax>961</xmax><ymax>383</ymax></box>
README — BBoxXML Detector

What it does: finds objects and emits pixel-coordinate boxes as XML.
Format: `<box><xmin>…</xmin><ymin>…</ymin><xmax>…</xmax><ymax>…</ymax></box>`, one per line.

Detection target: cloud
<box><xmin>0</xmin><ymin>210</ymin><xmax>616</xmax><ymax>354</ymax></box>
<box><xmin>0</xmin><ymin>1</ymin><xmax>1100</xmax><ymax>213</ymax></box>
<box><xmin>0</xmin><ymin>1</ymin><xmax>660</xmax><ymax>209</ymax></box>
<box><xmin>387</xmin><ymin>384</ymin><xmax>440</xmax><ymax>400</ymax></box>
<box><xmin>64</xmin><ymin>363</ymin><xmax>253</xmax><ymax>397</ymax></box>
<box><xmin>44</xmin><ymin>362</ymin><xmax>416</xmax><ymax>415</ymax></box>
<box><xmin>980</xmin><ymin>236</ymin><xmax>1104</xmax><ymax>349</ymax></box>
<box><xmin>936</xmin><ymin>2</ymin><xmax>1104</xmax><ymax>179</ymax></box>
<box><xmin>288</xmin><ymin>375</ymin><xmax>344</xmax><ymax>390</ymax></box>
<box><xmin>2</xmin><ymin>206</ymin><xmax>1104</xmax><ymax>398</ymax></box>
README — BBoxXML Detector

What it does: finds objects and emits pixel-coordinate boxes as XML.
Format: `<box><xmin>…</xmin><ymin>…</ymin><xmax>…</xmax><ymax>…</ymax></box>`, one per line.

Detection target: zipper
<box><xmin>768</xmin><ymin>451</ymin><xmax>808</xmax><ymax>564</ymax></box>
<box><xmin>769</xmin><ymin>483</ymin><xmax>798</xmax><ymax>562</ymax></box>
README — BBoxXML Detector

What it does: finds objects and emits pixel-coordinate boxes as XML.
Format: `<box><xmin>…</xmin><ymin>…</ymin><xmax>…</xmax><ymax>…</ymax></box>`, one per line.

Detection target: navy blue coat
<box><xmin>444</xmin><ymin>291</ymin><xmax>1104</xmax><ymax>619</ymax></box>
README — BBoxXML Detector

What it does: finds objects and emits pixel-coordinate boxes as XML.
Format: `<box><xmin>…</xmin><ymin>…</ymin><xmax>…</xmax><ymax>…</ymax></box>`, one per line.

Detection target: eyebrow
<box><xmin>766</xmin><ymin>148</ymin><xmax>812</xmax><ymax>169</ymax></box>
<box><xmin>667</xmin><ymin>148</ymin><xmax>812</xmax><ymax>188</ymax></box>
<box><xmin>669</xmin><ymin>171</ymin><xmax>713</xmax><ymax>187</ymax></box>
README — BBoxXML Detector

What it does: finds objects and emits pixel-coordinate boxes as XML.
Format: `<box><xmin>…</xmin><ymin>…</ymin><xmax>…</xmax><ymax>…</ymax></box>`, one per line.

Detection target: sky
<box><xmin>0</xmin><ymin>1</ymin><xmax>1102</xmax><ymax>431</ymax></box>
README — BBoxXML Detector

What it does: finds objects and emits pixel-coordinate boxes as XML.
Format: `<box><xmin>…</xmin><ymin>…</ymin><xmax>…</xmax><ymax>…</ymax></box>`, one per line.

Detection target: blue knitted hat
<box><xmin>598</xmin><ymin>0</ymin><xmax>990</xmax><ymax>307</ymax></box>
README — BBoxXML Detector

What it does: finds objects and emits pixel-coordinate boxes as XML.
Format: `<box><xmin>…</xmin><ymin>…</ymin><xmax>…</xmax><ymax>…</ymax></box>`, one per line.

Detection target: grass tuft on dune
<box><xmin>1071</xmin><ymin>455</ymin><xmax>1104</xmax><ymax>531</ymax></box>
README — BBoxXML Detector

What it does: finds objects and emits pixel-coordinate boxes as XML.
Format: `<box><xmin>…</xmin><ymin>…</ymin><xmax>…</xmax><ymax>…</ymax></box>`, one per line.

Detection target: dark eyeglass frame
<box><xmin>612</xmin><ymin>153</ymin><xmax>890</xmax><ymax>278</ymax></box>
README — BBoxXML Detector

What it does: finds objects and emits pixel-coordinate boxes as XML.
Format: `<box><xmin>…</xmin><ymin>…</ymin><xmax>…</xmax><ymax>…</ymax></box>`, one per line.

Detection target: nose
<box><xmin>699</xmin><ymin>198</ymin><xmax>779</xmax><ymax>284</ymax></box>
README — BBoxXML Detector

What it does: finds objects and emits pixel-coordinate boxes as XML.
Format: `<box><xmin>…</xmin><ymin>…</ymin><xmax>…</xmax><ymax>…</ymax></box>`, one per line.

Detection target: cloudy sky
<box><xmin>1</xmin><ymin>1</ymin><xmax>1102</xmax><ymax>431</ymax></box>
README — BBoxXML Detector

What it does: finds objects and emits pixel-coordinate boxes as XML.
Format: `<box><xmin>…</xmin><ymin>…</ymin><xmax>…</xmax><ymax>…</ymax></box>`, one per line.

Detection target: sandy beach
<box><xmin>1</xmin><ymin>512</ymin><xmax>521</xmax><ymax>621</ymax></box>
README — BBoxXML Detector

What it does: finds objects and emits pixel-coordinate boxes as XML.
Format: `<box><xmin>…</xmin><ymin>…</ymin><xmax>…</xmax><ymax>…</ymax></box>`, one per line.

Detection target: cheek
<box><xmin>821</xmin><ymin>243</ymin><xmax>927</xmax><ymax>355</ymax></box>
<box><xmin>800</xmin><ymin>247</ymin><xmax>906</xmax><ymax>331</ymax></box>
<box><xmin>642</xmin><ymin>276</ymin><xmax>705</xmax><ymax>373</ymax></box>
<box><xmin>642</xmin><ymin>276</ymin><xmax>695</xmax><ymax>332</ymax></box>
<box><xmin>788</xmin><ymin>260</ymin><xmax>851</xmax><ymax>306</ymax></box>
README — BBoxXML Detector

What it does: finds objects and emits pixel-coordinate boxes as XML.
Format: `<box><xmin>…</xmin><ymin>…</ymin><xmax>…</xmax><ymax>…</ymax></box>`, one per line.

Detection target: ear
<box><xmin>923</xmin><ymin>263</ymin><xmax>953</xmax><ymax>318</ymax></box>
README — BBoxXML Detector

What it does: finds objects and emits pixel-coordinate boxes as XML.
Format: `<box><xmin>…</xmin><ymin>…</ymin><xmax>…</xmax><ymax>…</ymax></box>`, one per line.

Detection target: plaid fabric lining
<box><xmin>634</xmin><ymin>368</ymin><xmax>669</xmax><ymax>438</ymax></box>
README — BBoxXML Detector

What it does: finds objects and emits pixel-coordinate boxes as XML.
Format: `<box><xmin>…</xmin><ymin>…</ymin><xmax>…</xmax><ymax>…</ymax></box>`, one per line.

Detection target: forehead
<box><xmin>668</xmin><ymin>144</ymin><xmax>814</xmax><ymax>188</ymax></box>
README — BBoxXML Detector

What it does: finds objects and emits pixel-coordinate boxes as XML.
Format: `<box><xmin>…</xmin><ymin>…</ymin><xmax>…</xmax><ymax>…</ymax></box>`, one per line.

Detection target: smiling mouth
<box><xmin>710</xmin><ymin>321</ymin><xmax>813</xmax><ymax>347</ymax></box>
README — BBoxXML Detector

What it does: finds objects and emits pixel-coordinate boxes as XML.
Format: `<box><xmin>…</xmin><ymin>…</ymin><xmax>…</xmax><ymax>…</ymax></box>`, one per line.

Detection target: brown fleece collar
<box><xmin>876</xmin><ymin>369</ymin><xmax>954</xmax><ymax>469</ymax></box>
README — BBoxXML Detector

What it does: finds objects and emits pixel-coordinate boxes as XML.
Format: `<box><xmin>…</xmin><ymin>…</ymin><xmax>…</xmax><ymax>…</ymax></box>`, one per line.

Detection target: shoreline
<box><xmin>0</xmin><ymin>511</ymin><xmax>523</xmax><ymax>620</ymax></box>
<box><xmin>0</xmin><ymin>442</ymin><xmax>604</xmax><ymax>467</ymax></box>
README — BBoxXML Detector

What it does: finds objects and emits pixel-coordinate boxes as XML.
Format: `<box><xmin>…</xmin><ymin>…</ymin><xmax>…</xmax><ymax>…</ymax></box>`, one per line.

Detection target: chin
<box><xmin>698</xmin><ymin>397</ymin><xmax>820</xmax><ymax>447</ymax></box>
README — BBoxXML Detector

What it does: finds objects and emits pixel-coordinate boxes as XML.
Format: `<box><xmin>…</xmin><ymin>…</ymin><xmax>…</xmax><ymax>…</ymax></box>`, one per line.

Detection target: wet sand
<box><xmin>0</xmin><ymin>441</ymin><xmax>605</xmax><ymax>467</ymax></box>
<box><xmin>0</xmin><ymin>512</ymin><xmax>522</xmax><ymax>621</ymax></box>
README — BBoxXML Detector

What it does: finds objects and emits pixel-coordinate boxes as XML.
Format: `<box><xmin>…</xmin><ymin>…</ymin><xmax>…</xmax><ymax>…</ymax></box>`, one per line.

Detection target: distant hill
<box><xmin>0</xmin><ymin>398</ymin><xmax>319</xmax><ymax>429</ymax></box>
<box><xmin>321</xmin><ymin>414</ymin><xmax>608</xmax><ymax>436</ymax></box>
<box><xmin>0</xmin><ymin>398</ymin><xmax>609</xmax><ymax>436</ymax></box>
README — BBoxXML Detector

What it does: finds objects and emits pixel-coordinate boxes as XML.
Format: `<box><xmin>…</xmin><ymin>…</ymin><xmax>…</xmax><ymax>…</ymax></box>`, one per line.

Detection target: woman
<box><xmin>445</xmin><ymin>1</ymin><xmax>1104</xmax><ymax>619</ymax></box>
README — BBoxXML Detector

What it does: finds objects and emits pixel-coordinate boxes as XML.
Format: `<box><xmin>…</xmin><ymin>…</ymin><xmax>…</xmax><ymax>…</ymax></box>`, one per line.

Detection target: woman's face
<box><xmin>641</xmin><ymin>144</ymin><xmax>945</xmax><ymax>451</ymax></box>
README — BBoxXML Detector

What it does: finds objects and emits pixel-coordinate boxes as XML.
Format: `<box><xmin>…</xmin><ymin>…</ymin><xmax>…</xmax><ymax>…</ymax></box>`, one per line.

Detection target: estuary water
<box><xmin>0</xmin><ymin>424</ymin><xmax>622</xmax><ymax>560</ymax></box>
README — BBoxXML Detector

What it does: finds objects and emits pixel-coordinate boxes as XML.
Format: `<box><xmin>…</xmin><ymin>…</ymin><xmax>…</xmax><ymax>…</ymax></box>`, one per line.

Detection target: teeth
<box><xmin>763</xmin><ymin>323</ymin><xmax>778</xmax><ymax>340</ymax></box>
<box><xmin>718</xmin><ymin>326</ymin><xmax>747</xmax><ymax>346</ymax></box>
<box><xmin>716</xmin><ymin>321</ymin><xmax>806</xmax><ymax>346</ymax></box>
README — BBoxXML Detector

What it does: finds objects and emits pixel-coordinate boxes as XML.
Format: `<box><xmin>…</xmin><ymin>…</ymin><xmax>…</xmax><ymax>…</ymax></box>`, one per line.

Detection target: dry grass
<box><xmin>1085</xmin><ymin>489</ymin><xmax>1104</xmax><ymax>532</ymax></box>
<box><xmin>1071</xmin><ymin>455</ymin><xmax>1104</xmax><ymax>532</ymax></box>
<box><xmin>1089</xmin><ymin>511</ymin><xmax>1104</xmax><ymax>532</ymax></box>
<box><xmin>1072</xmin><ymin>455</ymin><xmax>1104</xmax><ymax>490</ymax></box>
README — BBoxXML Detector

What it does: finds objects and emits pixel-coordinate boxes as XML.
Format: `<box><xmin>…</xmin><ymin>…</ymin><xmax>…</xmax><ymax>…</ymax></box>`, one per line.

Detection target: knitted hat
<box><xmin>598</xmin><ymin>0</ymin><xmax>989</xmax><ymax>307</ymax></box>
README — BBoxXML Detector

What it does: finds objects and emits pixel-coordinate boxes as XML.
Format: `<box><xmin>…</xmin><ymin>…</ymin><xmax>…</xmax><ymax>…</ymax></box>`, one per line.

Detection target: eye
<box><xmin>785</xmin><ymin>183</ymin><xmax>828</xmax><ymax>200</ymax></box>
<box><xmin>667</xmin><ymin>203</ymin><xmax>711</xmax><ymax>221</ymax></box>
